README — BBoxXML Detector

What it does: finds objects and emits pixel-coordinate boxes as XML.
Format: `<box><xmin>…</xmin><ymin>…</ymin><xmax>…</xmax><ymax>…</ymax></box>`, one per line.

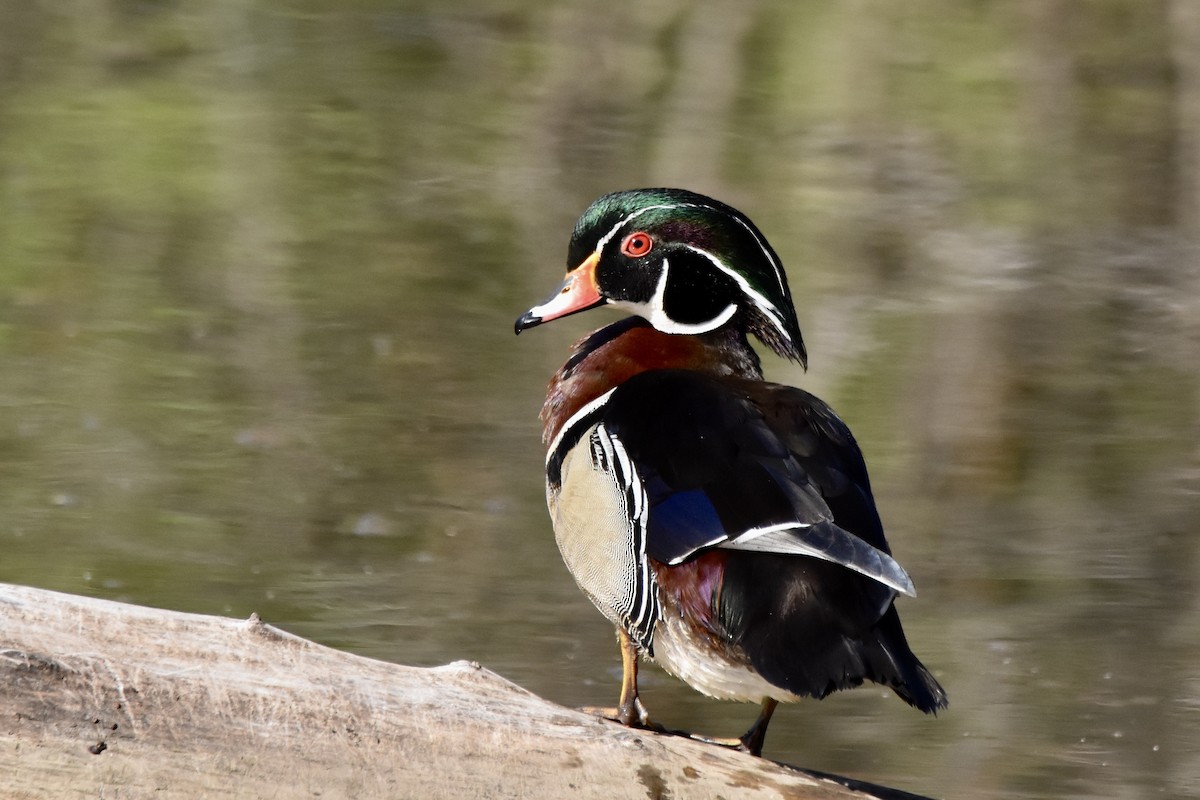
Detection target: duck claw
<box><xmin>579</xmin><ymin>699</ymin><xmax>656</xmax><ymax>730</ymax></box>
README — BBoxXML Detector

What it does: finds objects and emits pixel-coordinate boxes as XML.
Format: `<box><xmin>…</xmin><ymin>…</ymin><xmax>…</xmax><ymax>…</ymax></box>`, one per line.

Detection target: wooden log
<box><xmin>0</xmin><ymin>583</ymin><xmax>932</xmax><ymax>799</ymax></box>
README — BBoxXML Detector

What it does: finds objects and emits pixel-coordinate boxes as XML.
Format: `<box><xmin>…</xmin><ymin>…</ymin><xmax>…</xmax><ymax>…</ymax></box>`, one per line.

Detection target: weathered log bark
<box><xmin>0</xmin><ymin>583</ymin><xmax>932</xmax><ymax>799</ymax></box>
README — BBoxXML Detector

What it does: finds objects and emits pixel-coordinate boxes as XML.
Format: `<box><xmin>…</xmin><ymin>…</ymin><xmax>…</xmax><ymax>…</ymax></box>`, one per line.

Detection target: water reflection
<box><xmin>1</xmin><ymin>3</ymin><xmax>1198</xmax><ymax>798</ymax></box>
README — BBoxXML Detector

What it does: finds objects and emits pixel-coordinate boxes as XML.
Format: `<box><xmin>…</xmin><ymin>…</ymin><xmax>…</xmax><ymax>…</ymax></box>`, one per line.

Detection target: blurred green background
<box><xmin>1</xmin><ymin>2</ymin><xmax>1198</xmax><ymax>797</ymax></box>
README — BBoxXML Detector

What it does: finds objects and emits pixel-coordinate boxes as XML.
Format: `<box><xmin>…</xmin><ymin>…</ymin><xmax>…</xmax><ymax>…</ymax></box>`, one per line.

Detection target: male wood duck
<box><xmin>514</xmin><ymin>188</ymin><xmax>947</xmax><ymax>756</ymax></box>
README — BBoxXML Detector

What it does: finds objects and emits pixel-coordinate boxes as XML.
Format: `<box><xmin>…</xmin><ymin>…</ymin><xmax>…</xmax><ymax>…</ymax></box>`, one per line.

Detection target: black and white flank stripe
<box><xmin>587</xmin><ymin>423</ymin><xmax>659</xmax><ymax>653</ymax></box>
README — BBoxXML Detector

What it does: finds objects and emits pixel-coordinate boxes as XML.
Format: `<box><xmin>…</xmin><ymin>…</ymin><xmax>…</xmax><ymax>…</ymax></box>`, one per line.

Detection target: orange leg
<box><xmin>615</xmin><ymin>628</ymin><xmax>650</xmax><ymax>727</ymax></box>
<box><xmin>582</xmin><ymin>628</ymin><xmax>653</xmax><ymax>727</ymax></box>
<box><xmin>584</xmin><ymin>631</ymin><xmax>777</xmax><ymax>756</ymax></box>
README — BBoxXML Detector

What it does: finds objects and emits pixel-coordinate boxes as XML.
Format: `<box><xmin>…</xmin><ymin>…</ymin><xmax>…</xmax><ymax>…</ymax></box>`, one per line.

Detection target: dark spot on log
<box><xmin>682</xmin><ymin>765</ymin><xmax>699</xmax><ymax>780</ymax></box>
<box><xmin>88</xmin><ymin>741</ymin><xmax>107</xmax><ymax>755</ymax></box>
<box><xmin>637</xmin><ymin>764</ymin><xmax>671</xmax><ymax>799</ymax></box>
<box><xmin>2</xmin><ymin>651</ymin><xmax>71</xmax><ymax>681</ymax></box>
<box><xmin>727</xmin><ymin>769</ymin><xmax>761</xmax><ymax>788</ymax></box>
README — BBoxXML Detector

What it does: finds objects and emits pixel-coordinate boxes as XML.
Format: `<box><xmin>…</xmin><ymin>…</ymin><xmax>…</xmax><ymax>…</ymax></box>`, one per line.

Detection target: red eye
<box><xmin>620</xmin><ymin>232</ymin><xmax>653</xmax><ymax>258</ymax></box>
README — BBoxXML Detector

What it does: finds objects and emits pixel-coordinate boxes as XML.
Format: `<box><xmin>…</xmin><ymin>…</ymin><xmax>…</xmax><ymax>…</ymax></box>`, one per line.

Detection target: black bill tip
<box><xmin>514</xmin><ymin>310</ymin><xmax>542</xmax><ymax>335</ymax></box>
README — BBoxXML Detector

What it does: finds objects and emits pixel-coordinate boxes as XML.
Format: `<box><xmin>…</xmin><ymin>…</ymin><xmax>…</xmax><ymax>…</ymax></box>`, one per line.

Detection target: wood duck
<box><xmin>514</xmin><ymin>188</ymin><xmax>947</xmax><ymax>756</ymax></box>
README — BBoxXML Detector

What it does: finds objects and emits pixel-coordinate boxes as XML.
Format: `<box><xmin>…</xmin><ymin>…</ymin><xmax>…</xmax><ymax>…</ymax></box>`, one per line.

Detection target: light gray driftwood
<box><xmin>0</xmin><ymin>582</ymin><xmax>931</xmax><ymax>799</ymax></box>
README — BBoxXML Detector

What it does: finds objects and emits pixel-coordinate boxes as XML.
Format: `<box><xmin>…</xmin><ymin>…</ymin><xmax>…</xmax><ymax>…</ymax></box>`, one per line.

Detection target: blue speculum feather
<box><xmin>646</xmin><ymin>489</ymin><xmax>726</xmax><ymax>563</ymax></box>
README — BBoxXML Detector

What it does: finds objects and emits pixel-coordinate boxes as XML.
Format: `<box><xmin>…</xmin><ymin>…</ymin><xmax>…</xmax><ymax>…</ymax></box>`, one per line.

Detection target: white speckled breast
<box><xmin>548</xmin><ymin>425</ymin><xmax>647</xmax><ymax>635</ymax></box>
<box><xmin>551</xmin><ymin>424</ymin><xmax>801</xmax><ymax>704</ymax></box>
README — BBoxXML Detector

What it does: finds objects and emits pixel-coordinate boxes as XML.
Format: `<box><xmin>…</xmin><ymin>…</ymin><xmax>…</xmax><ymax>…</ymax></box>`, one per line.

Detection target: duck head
<box><xmin>515</xmin><ymin>188</ymin><xmax>807</xmax><ymax>367</ymax></box>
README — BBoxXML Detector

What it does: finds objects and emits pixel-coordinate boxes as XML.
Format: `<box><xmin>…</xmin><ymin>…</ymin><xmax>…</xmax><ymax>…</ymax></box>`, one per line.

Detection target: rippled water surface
<box><xmin>2</xmin><ymin>3</ymin><xmax>1198</xmax><ymax>798</ymax></box>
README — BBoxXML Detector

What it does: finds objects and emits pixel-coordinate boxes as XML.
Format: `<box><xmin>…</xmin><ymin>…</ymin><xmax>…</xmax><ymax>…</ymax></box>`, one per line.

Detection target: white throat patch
<box><xmin>610</xmin><ymin>257</ymin><xmax>738</xmax><ymax>334</ymax></box>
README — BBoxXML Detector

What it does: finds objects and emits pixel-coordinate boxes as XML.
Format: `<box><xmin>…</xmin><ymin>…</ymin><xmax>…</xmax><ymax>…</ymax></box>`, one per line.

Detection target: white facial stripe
<box><xmin>594</xmin><ymin>203</ymin><xmax>686</xmax><ymax>253</ymax></box>
<box><xmin>681</xmin><ymin>245</ymin><xmax>792</xmax><ymax>344</ymax></box>
<box><xmin>601</xmin><ymin>200</ymin><xmax>787</xmax><ymax>299</ymax></box>
<box><xmin>594</xmin><ymin>200</ymin><xmax>791</xmax><ymax>339</ymax></box>
<box><xmin>726</xmin><ymin>213</ymin><xmax>787</xmax><ymax>301</ymax></box>
<box><xmin>610</xmin><ymin>257</ymin><xmax>738</xmax><ymax>335</ymax></box>
<box><xmin>546</xmin><ymin>387</ymin><xmax>617</xmax><ymax>467</ymax></box>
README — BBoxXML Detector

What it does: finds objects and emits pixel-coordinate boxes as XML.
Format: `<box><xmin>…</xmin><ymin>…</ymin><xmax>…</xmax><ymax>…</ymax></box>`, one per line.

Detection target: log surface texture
<box><xmin>0</xmin><ymin>583</ymin><xmax>933</xmax><ymax>799</ymax></box>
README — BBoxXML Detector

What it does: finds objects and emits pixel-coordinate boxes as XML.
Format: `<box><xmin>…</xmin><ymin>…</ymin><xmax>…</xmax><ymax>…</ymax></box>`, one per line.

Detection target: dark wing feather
<box><xmin>748</xmin><ymin>380</ymin><xmax>891</xmax><ymax>552</ymax></box>
<box><xmin>717</xmin><ymin>553</ymin><xmax>948</xmax><ymax>711</ymax></box>
<box><xmin>603</xmin><ymin>369</ymin><xmax>945</xmax><ymax>710</ymax></box>
<box><xmin>601</xmin><ymin>370</ymin><xmax>913</xmax><ymax>597</ymax></box>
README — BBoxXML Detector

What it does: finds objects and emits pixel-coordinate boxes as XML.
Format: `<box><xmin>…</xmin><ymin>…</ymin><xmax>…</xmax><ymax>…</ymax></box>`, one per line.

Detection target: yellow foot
<box><xmin>685</xmin><ymin>732</ymin><xmax>764</xmax><ymax>756</ymax></box>
<box><xmin>577</xmin><ymin>717</ymin><xmax>764</xmax><ymax>756</ymax></box>
<box><xmin>578</xmin><ymin>699</ymin><xmax>657</xmax><ymax>729</ymax></box>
